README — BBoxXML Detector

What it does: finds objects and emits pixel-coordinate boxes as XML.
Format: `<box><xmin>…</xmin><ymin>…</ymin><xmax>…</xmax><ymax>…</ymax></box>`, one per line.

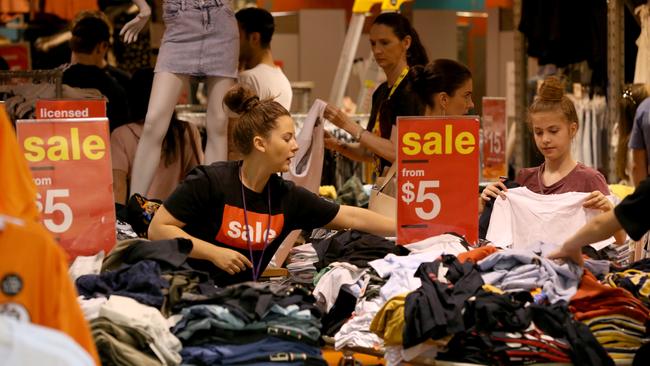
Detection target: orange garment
<box><xmin>458</xmin><ymin>245</ymin><xmax>499</xmax><ymax>263</ymax></box>
<box><xmin>0</xmin><ymin>105</ymin><xmax>39</xmax><ymax>221</ymax></box>
<box><xmin>0</xmin><ymin>217</ymin><xmax>100</xmax><ymax>365</ymax></box>
<box><xmin>44</xmin><ymin>0</ymin><xmax>98</xmax><ymax>20</ymax></box>
<box><xmin>570</xmin><ymin>270</ymin><xmax>650</xmax><ymax>323</ymax></box>
<box><xmin>0</xmin><ymin>0</ymin><xmax>28</xmax><ymax>13</ymax></box>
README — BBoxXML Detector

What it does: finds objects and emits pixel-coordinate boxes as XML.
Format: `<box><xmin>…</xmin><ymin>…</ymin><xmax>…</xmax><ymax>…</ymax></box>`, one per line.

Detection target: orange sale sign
<box><xmin>396</xmin><ymin>116</ymin><xmax>480</xmax><ymax>245</ymax></box>
<box><xmin>36</xmin><ymin>99</ymin><xmax>107</xmax><ymax>119</ymax></box>
<box><xmin>16</xmin><ymin>118</ymin><xmax>116</xmax><ymax>260</ymax></box>
<box><xmin>481</xmin><ymin>97</ymin><xmax>507</xmax><ymax>181</ymax></box>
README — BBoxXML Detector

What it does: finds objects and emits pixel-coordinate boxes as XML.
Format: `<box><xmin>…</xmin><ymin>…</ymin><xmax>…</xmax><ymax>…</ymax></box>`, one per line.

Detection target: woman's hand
<box><xmin>582</xmin><ymin>191</ymin><xmax>613</xmax><ymax>212</ymax></box>
<box><xmin>324</xmin><ymin>104</ymin><xmax>347</xmax><ymax>129</ymax></box>
<box><xmin>324</xmin><ymin>130</ymin><xmax>342</xmax><ymax>151</ymax></box>
<box><xmin>120</xmin><ymin>5</ymin><xmax>151</xmax><ymax>44</ymax></box>
<box><xmin>547</xmin><ymin>245</ymin><xmax>584</xmax><ymax>266</ymax></box>
<box><xmin>210</xmin><ymin>247</ymin><xmax>253</xmax><ymax>275</ymax></box>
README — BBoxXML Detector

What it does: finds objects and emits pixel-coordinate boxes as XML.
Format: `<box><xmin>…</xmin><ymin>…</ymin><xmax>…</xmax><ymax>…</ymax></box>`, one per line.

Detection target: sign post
<box><xmin>396</xmin><ymin>116</ymin><xmax>480</xmax><ymax>245</ymax></box>
<box><xmin>15</xmin><ymin>118</ymin><xmax>116</xmax><ymax>260</ymax></box>
<box><xmin>481</xmin><ymin>97</ymin><xmax>507</xmax><ymax>181</ymax></box>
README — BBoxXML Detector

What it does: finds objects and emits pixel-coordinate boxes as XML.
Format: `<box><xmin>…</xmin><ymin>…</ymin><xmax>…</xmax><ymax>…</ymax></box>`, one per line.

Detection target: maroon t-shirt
<box><xmin>516</xmin><ymin>162</ymin><xmax>610</xmax><ymax>195</ymax></box>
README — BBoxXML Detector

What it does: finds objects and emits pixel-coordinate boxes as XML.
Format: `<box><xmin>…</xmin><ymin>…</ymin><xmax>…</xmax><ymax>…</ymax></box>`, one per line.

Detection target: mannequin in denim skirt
<box><xmin>122</xmin><ymin>0</ymin><xmax>238</xmax><ymax>196</ymax></box>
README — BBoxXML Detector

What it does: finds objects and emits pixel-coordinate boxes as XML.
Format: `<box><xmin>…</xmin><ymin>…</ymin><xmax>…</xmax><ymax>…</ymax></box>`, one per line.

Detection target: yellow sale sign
<box><xmin>397</xmin><ymin>116</ymin><xmax>480</xmax><ymax>245</ymax></box>
<box><xmin>16</xmin><ymin>118</ymin><xmax>116</xmax><ymax>260</ymax></box>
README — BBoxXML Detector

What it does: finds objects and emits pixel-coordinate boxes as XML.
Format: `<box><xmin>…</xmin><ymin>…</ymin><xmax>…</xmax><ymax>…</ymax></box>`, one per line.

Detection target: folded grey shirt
<box><xmin>478</xmin><ymin>249</ymin><xmax>583</xmax><ymax>304</ymax></box>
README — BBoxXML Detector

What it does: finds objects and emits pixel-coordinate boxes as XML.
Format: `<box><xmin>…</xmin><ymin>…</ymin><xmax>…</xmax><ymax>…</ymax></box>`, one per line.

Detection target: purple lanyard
<box><xmin>239</xmin><ymin>167</ymin><xmax>272</xmax><ymax>281</ymax></box>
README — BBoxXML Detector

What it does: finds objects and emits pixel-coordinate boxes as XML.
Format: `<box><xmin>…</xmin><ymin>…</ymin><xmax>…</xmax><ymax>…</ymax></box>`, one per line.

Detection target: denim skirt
<box><xmin>155</xmin><ymin>0</ymin><xmax>238</xmax><ymax>78</ymax></box>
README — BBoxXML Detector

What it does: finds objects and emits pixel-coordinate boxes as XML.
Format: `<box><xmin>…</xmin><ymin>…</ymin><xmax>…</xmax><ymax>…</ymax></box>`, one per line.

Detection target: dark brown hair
<box><xmin>372</xmin><ymin>12</ymin><xmax>429</xmax><ymax>67</ymax></box>
<box><xmin>410</xmin><ymin>59</ymin><xmax>472</xmax><ymax>108</ymax></box>
<box><xmin>528</xmin><ymin>76</ymin><xmax>579</xmax><ymax>127</ymax></box>
<box><xmin>223</xmin><ymin>85</ymin><xmax>290</xmax><ymax>155</ymax></box>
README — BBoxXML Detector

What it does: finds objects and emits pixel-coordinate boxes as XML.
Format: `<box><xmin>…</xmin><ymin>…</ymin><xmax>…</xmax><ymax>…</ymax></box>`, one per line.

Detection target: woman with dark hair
<box><xmin>324</xmin><ymin>12</ymin><xmax>428</xmax><ymax>177</ymax></box>
<box><xmin>110</xmin><ymin>68</ymin><xmax>203</xmax><ymax>204</ymax></box>
<box><xmin>148</xmin><ymin>85</ymin><xmax>395</xmax><ymax>286</ymax></box>
<box><xmin>410</xmin><ymin>58</ymin><xmax>474</xmax><ymax>116</ymax></box>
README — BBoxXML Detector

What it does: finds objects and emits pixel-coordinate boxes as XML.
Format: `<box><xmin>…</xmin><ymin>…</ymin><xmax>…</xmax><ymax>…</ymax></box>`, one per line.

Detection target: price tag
<box><xmin>397</xmin><ymin>116</ymin><xmax>479</xmax><ymax>245</ymax></box>
<box><xmin>16</xmin><ymin>118</ymin><xmax>116</xmax><ymax>260</ymax></box>
<box><xmin>481</xmin><ymin>97</ymin><xmax>507</xmax><ymax>181</ymax></box>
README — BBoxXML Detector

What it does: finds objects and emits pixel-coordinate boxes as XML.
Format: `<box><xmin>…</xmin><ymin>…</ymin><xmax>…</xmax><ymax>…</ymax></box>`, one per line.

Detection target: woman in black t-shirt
<box><xmin>149</xmin><ymin>85</ymin><xmax>395</xmax><ymax>286</ymax></box>
<box><xmin>324</xmin><ymin>13</ymin><xmax>428</xmax><ymax>176</ymax></box>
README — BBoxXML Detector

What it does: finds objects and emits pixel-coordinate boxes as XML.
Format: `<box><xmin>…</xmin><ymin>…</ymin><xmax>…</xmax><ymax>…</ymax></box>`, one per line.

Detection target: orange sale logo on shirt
<box><xmin>216</xmin><ymin>205</ymin><xmax>285</xmax><ymax>250</ymax></box>
<box><xmin>397</xmin><ymin>116</ymin><xmax>480</xmax><ymax>245</ymax></box>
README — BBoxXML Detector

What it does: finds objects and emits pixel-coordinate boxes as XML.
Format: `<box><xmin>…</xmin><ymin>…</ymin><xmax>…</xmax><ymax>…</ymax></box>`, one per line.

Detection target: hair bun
<box><xmin>223</xmin><ymin>85</ymin><xmax>260</xmax><ymax>114</ymax></box>
<box><xmin>538</xmin><ymin>76</ymin><xmax>565</xmax><ymax>102</ymax></box>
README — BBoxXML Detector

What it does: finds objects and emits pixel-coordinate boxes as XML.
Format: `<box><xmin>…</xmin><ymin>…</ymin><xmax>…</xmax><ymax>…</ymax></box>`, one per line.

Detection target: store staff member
<box><xmin>549</xmin><ymin>177</ymin><xmax>650</xmax><ymax>265</ymax></box>
<box><xmin>148</xmin><ymin>85</ymin><xmax>395</xmax><ymax>286</ymax></box>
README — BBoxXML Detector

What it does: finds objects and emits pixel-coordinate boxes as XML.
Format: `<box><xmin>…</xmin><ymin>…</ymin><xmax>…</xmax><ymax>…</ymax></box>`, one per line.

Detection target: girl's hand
<box><xmin>583</xmin><ymin>191</ymin><xmax>613</xmax><ymax>212</ymax></box>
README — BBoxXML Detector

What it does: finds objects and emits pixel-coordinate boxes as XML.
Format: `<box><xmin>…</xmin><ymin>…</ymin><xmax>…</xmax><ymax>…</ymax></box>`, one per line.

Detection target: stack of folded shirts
<box><xmin>286</xmin><ymin>243</ymin><xmax>318</xmax><ymax>284</ymax></box>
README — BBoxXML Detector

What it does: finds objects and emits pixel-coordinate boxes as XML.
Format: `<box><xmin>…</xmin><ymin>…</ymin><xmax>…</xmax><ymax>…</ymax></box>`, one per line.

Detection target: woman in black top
<box><xmin>324</xmin><ymin>12</ymin><xmax>428</xmax><ymax>176</ymax></box>
<box><xmin>149</xmin><ymin>85</ymin><xmax>395</xmax><ymax>286</ymax></box>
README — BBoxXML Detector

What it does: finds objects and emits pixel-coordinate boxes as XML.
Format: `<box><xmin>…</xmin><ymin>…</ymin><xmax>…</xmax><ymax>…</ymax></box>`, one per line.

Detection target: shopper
<box><xmin>627</xmin><ymin>85</ymin><xmax>650</xmax><ymax>187</ymax></box>
<box><xmin>549</xmin><ymin>177</ymin><xmax>650</xmax><ymax>265</ymax></box>
<box><xmin>148</xmin><ymin>85</ymin><xmax>395</xmax><ymax>286</ymax></box>
<box><xmin>63</xmin><ymin>14</ymin><xmax>129</xmax><ymax>131</ymax></box>
<box><xmin>236</xmin><ymin>7</ymin><xmax>292</xmax><ymax>110</ymax></box>
<box><xmin>409</xmin><ymin>58</ymin><xmax>474</xmax><ymax>116</ymax></box>
<box><xmin>324</xmin><ymin>12</ymin><xmax>428</xmax><ymax>177</ymax></box>
<box><xmin>111</xmin><ymin>68</ymin><xmax>203</xmax><ymax>204</ymax></box>
<box><xmin>479</xmin><ymin>76</ymin><xmax>626</xmax><ymax>243</ymax></box>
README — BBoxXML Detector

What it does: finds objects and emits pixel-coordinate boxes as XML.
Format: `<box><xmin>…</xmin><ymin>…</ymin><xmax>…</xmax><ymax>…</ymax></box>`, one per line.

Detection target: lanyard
<box><xmin>373</xmin><ymin>66</ymin><xmax>409</xmax><ymax>134</ymax></box>
<box><xmin>239</xmin><ymin>166</ymin><xmax>272</xmax><ymax>281</ymax></box>
<box><xmin>372</xmin><ymin>67</ymin><xmax>409</xmax><ymax>176</ymax></box>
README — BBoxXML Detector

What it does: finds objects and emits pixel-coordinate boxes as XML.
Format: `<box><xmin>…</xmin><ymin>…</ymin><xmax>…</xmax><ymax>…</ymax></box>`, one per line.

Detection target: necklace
<box><xmin>239</xmin><ymin>166</ymin><xmax>272</xmax><ymax>281</ymax></box>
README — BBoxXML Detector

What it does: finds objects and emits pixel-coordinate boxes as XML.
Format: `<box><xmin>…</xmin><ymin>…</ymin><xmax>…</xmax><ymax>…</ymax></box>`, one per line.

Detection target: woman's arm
<box><xmin>324</xmin><ymin>105</ymin><xmax>397</xmax><ymax>163</ymax></box>
<box><xmin>325</xmin><ymin>205</ymin><xmax>395</xmax><ymax>237</ymax></box>
<box><xmin>149</xmin><ymin>205</ymin><xmax>252</xmax><ymax>274</ymax></box>
<box><xmin>121</xmin><ymin>0</ymin><xmax>152</xmax><ymax>44</ymax></box>
<box><xmin>548</xmin><ymin>210</ymin><xmax>622</xmax><ymax>265</ymax></box>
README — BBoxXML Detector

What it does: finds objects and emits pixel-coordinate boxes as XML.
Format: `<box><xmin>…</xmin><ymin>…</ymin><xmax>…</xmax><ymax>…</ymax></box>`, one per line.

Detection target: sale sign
<box><xmin>0</xmin><ymin>42</ymin><xmax>30</xmax><ymax>70</ymax></box>
<box><xmin>481</xmin><ymin>97</ymin><xmax>507</xmax><ymax>181</ymax></box>
<box><xmin>397</xmin><ymin>116</ymin><xmax>480</xmax><ymax>245</ymax></box>
<box><xmin>15</xmin><ymin>118</ymin><xmax>116</xmax><ymax>260</ymax></box>
<box><xmin>36</xmin><ymin>99</ymin><xmax>107</xmax><ymax>119</ymax></box>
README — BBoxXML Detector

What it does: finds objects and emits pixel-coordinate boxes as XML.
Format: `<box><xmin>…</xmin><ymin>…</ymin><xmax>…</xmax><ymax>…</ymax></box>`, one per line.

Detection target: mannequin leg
<box><xmin>129</xmin><ymin>72</ymin><xmax>187</xmax><ymax>196</ymax></box>
<box><xmin>204</xmin><ymin>76</ymin><xmax>235</xmax><ymax>163</ymax></box>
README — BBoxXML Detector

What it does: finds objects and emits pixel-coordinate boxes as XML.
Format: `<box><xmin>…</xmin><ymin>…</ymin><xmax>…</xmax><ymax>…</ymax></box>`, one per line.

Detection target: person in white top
<box><xmin>235</xmin><ymin>7</ymin><xmax>292</xmax><ymax>110</ymax></box>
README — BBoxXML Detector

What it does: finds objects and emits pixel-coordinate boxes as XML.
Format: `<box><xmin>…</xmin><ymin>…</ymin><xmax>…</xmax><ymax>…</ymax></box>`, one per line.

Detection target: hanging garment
<box><xmin>486</xmin><ymin>187</ymin><xmax>616</xmax><ymax>254</ymax></box>
<box><xmin>0</xmin><ymin>315</ymin><xmax>95</xmax><ymax>366</ymax></box>
<box><xmin>635</xmin><ymin>5</ymin><xmax>650</xmax><ymax>83</ymax></box>
<box><xmin>44</xmin><ymin>0</ymin><xmax>99</xmax><ymax>21</ymax></box>
<box><xmin>0</xmin><ymin>105</ymin><xmax>38</xmax><ymax>220</ymax></box>
<box><xmin>0</xmin><ymin>215</ymin><xmax>100</xmax><ymax>364</ymax></box>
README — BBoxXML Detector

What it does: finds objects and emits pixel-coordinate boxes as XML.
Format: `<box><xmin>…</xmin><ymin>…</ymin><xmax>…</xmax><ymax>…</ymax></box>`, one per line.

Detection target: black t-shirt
<box><xmin>367</xmin><ymin>74</ymin><xmax>423</xmax><ymax>171</ymax></box>
<box><xmin>62</xmin><ymin>64</ymin><xmax>130</xmax><ymax>131</ymax></box>
<box><xmin>164</xmin><ymin>161</ymin><xmax>340</xmax><ymax>286</ymax></box>
<box><xmin>614</xmin><ymin>177</ymin><xmax>650</xmax><ymax>241</ymax></box>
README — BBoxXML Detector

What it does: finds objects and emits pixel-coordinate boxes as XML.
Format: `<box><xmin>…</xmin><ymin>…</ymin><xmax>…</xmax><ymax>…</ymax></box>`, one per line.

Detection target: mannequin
<box><xmin>122</xmin><ymin>0</ymin><xmax>238</xmax><ymax>195</ymax></box>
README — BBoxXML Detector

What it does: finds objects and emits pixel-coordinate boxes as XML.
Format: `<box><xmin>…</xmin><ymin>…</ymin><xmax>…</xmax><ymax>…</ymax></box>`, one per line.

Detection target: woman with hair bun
<box><xmin>409</xmin><ymin>58</ymin><xmax>474</xmax><ymax>116</ymax></box>
<box><xmin>148</xmin><ymin>85</ymin><xmax>395</xmax><ymax>286</ymax></box>
<box><xmin>480</xmin><ymin>76</ymin><xmax>626</xmax><ymax>243</ymax></box>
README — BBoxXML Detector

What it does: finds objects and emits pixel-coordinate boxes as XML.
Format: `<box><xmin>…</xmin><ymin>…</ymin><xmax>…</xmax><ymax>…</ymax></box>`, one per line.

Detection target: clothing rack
<box><xmin>0</xmin><ymin>69</ymin><xmax>63</xmax><ymax>97</ymax></box>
